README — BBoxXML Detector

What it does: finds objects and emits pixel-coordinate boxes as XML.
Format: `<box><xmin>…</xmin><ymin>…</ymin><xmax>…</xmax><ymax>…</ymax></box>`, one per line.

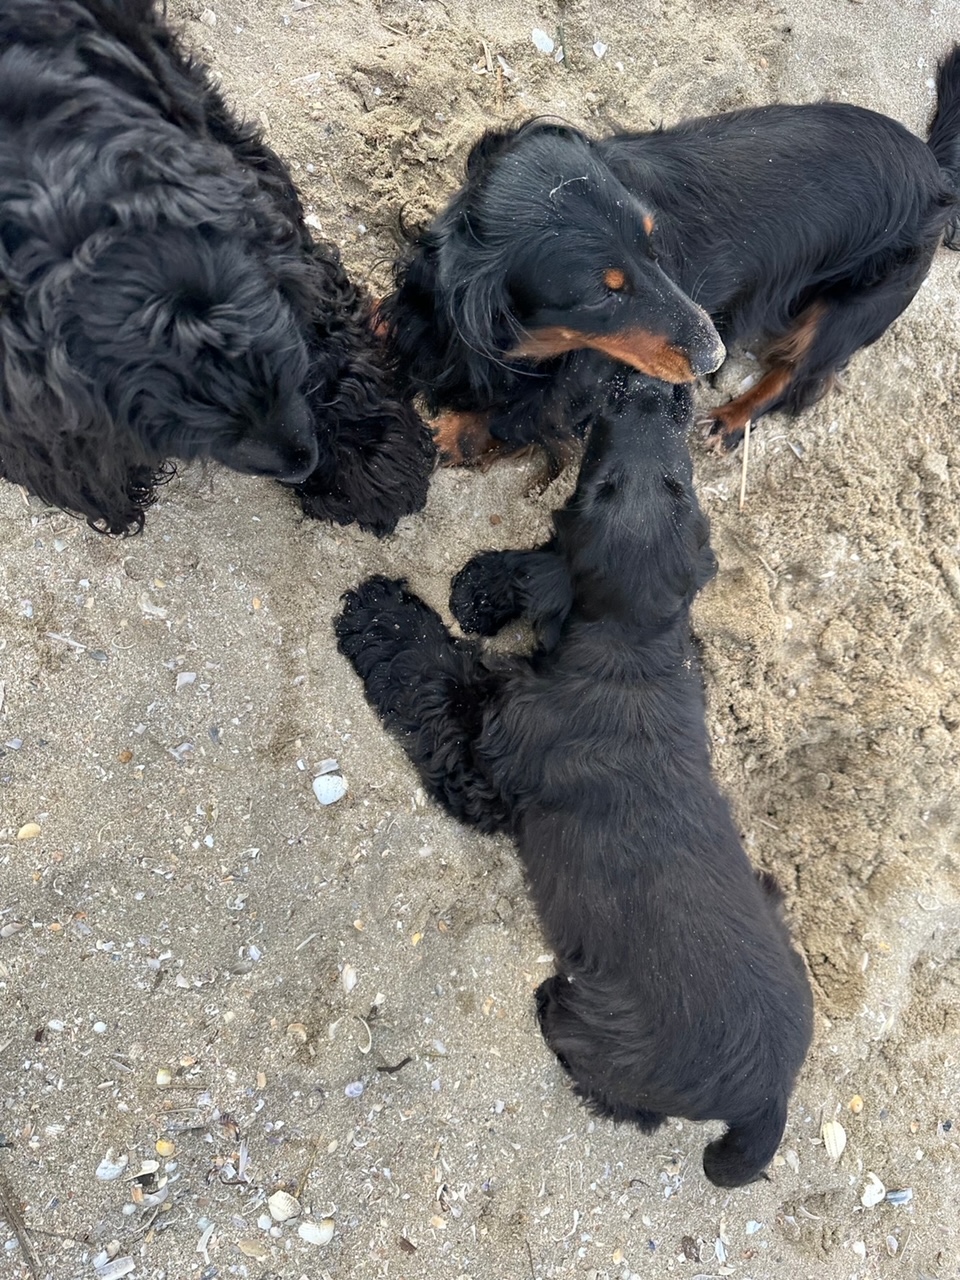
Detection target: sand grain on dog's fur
<box><xmin>1</xmin><ymin>1</ymin><xmax>958</xmax><ymax>1277</ymax></box>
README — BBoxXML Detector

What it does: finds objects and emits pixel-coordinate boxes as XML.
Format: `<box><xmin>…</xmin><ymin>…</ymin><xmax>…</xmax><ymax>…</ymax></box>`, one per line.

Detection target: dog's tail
<box><xmin>701</xmin><ymin>1094</ymin><xmax>788</xmax><ymax>1188</ymax></box>
<box><xmin>927</xmin><ymin>44</ymin><xmax>960</xmax><ymax>247</ymax></box>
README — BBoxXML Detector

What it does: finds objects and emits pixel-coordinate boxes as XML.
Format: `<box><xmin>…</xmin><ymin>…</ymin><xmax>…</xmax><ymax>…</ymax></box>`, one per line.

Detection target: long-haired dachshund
<box><xmin>380</xmin><ymin>48</ymin><xmax>960</xmax><ymax>460</ymax></box>
<box><xmin>0</xmin><ymin>0</ymin><xmax>434</xmax><ymax>535</ymax></box>
<box><xmin>335</xmin><ymin>373</ymin><xmax>813</xmax><ymax>1187</ymax></box>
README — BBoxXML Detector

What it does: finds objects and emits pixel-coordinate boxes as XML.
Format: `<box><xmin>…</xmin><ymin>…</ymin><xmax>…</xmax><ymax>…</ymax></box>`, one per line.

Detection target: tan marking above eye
<box><xmin>603</xmin><ymin>268</ymin><xmax>627</xmax><ymax>291</ymax></box>
<box><xmin>642</xmin><ymin>213</ymin><xmax>656</xmax><ymax>236</ymax></box>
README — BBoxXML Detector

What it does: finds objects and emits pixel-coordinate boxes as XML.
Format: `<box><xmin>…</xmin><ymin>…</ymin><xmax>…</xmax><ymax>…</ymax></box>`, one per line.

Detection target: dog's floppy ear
<box><xmin>464</xmin><ymin>128</ymin><xmax>522</xmax><ymax>179</ymax></box>
<box><xmin>465</xmin><ymin>121</ymin><xmax>589</xmax><ymax>179</ymax></box>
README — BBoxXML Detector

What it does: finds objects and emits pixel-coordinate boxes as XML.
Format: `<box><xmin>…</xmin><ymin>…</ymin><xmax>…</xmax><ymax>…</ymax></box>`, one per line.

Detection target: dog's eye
<box><xmin>602</xmin><ymin>268</ymin><xmax>627</xmax><ymax>292</ymax></box>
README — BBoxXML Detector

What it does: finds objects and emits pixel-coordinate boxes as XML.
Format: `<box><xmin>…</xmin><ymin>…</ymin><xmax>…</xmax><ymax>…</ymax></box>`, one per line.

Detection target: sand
<box><xmin>1</xmin><ymin>0</ymin><xmax>958</xmax><ymax>1277</ymax></box>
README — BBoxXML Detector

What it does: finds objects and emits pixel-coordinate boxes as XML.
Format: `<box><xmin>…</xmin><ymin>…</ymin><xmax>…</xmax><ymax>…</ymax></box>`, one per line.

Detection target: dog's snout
<box><xmin>686</xmin><ymin>310</ymin><xmax>726</xmax><ymax>377</ymax></box>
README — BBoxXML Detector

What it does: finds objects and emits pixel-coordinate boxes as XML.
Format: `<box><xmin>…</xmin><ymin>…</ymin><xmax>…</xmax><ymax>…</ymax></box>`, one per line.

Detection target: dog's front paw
<box><xmin>450</xmin><ymin>550</ymin><xmax>523</xmax><ymax>635</ymax></box>
<box><xmin>334</xmin><ymin>575</ymin><xmax>414</xmax><ymax>677</ymax></box>
<box><xmin>700</xmin><ymin>401</ymin><xmax>750</xmax><ymax>454</ymax></box>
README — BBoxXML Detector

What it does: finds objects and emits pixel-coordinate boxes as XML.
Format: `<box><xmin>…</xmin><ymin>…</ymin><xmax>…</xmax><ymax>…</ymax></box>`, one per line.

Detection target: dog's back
<box><xmin>485</xmin><ymin>376</ymin><xmax>813</xmax><ymax>1186</ymax></box>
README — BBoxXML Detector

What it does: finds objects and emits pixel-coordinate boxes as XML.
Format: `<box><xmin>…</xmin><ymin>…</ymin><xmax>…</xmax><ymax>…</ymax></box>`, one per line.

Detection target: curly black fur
<box><xmin>0</xmin><ymin>0</ymin><xmax>434</xmax><ymax>535</ymax></box>
<box><xmin>381</xmin><ymin>53</ymin><xmax>960</xmax><ymax>455</ymax></box>
<box><xmin>335</xmin><ymin>373</ymin><xmax>813</xmax><ymax>1187</ymax></box>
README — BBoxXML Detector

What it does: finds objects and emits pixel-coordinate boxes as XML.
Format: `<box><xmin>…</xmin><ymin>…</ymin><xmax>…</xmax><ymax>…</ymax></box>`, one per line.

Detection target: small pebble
<box><xmin>155</xmin><ymin>1138</ymin><xmax>175</xmax><ymax>1158</ymax></box>
<box><xmin>886</xmin><ymin>1235</ymin><xmax>899</xmax><ymax>1256</ymax></box>
<box><xmin>237</xmin><ymin>1238</ymin><xmax>270</xmax><ymax>1260</ymax></box>
<box><xmin>344</xmin><ymin>1080</ymin><xmax>364</xmax><ymax>1098</ymax></box>
<box><xmin>593</xmin><ymin>41</ymin><xmax>607</xmax><ymax>57</ymax></box>
<box><xmin>156</xmin><ymin>1067</ymin><xmax>172</xmax><ymax>1088</ymax></box>
<box><xmin>848</xmin><ymin>1094</ymin><xmax>864</xmax><ymax>1114</ymax></box>
<box><xmin>16</xmin><ymin>822</ymin><xmax>42</xmax><ymax>840</ymax></box>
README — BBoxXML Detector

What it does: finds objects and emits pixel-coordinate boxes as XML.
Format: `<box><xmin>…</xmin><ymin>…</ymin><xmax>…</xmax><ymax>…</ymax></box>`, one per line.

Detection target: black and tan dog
<box><xmin>381</xmin><ymin>49</ymin><xmax>960</xmax><ymax>462</ymax></box>
<box><xmin>335</xmin><ymin>373</ymin><xmax>813</xmax><ymax>1187</ymax></box>
<box><xmin>0</xmin><ymin>0</ymin><xmax>434</xmax><ymax>534</ymax></box>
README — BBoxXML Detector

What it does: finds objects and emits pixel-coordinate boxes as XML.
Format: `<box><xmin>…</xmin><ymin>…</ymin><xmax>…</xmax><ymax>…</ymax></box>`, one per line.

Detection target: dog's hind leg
<box><xmin>535</xmin><ymin>976</ymin><xmax>665</xmax><ymax>1132</ymax></box>
<box><xmin>450</xmin><ymin>545</ymin><xmax>573</xmax><ymax>643</ymax></box>
<box><xmin>707</xmin><ymin>249</ymin><xmax>936</xmax><ymax>450</ymax></box>
<box><xmin>701</xmin><ymin>1095</ymin><xmax>789</xmax><ymax>1188</ymax></box>
<box><xmin>334</xmin><ymin>575</ymin><xmax>511</xmax><ymax>832</ymax></box>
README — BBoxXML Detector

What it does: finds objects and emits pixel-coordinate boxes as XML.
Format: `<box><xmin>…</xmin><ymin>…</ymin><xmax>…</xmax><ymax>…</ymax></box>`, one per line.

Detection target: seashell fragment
<box><xmin>267</xmin><ymin>1190</ymin><xmax>301</xmax><ymax>1222</ymax></box>
<box><xmin>17</xmin><ymin>823</ymin><xmax>41</xmax><ymax>840</ymax></box>
<box><xmin>885</xmin><ymin>1186</ymin><xmax>913</xmax><ymax>1205</ymax></box>
<box><xmin>95</xmin><ymin>1149</ymin><xmax>129</xmax><ymax>1181</ymax></box>
<box><xmin>298</xmin><ymin>1218</ymin><xmax>335</xmax><ymax>1246</ymax></box>
<box><xmin>341</xmin><ymin>964</ymin><xmax>357</xmax><ymax>994</ymax></box>
<box><xmin>860</xmin><ymin>1172</ymin><xmax>886</xmax><ymax>1207</ymax></box>
<box><xmin>821</xmin><ymin>1118</ymin><xmax>847</xmax><ymax>1161</ymax></box>
<box><xmin>94</xmin><ymin>1258</ymin><xmax>135</xmax><ymax>1280</ymax></box>
<box><xmin>313</xmin><ymin>773</ymin><xmax>347</xmax><ymax>806</ymax></box>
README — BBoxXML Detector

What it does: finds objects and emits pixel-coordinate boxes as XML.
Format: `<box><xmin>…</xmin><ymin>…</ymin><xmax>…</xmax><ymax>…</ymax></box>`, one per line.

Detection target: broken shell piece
<box><xmin>313</xmin><ymin>773</ymin><xmax>348</xmax><ymax>806</ymax></box>
<box><xmin>267</xmin><ymin>1190</ymin><xmax>301</xmax><ymax>1222</ymax></box>
<box><xmin>155</xmin><ymin>1138</ymin><xmax>175</xmax><ymax>1157</ymax></box>
<box><xmin>885</xmin><ymin>1187</ymin><xmax>913</xmax><ymax>1205</ymax></box>
<box><xmin>155</xmin><ymin>1067</ymin><xmax>172</xmax><ymax>1087</ymax></box>
<box><xmin>94</xmin><ymin>1259</ymin><xmax>135</xmax><ymax>1280</ymax></box>
<box><xmin>95</xmin><ymin>1149</ymin><xmax>129</xmax><ymax>1181</ymax></box>
<box><xmin>861</xmin><ymin>1172</ymin><xmax>886</xmax><ymax>1207</ymax></box>
<box><xmin>821</xmin><ymin>1119</ymin><xmax>847</xmax><ymax>1161</ymax></box>
<box><xmin>341</xmin><ymin>964</ymin><xmax>357</xmax><ymax>994</ymax></box>
<box><xmin>298</xmin><ymin>1218</ymin><xmax>335</xmax><ymax>1246</ymax></box>
<box><xmin>848</xmin><ymin>1094</ymin><xmax>864</xmax><ymax>1114</ymax></box>
<box><xmin>16</xmin><ymin>822</ymin><xmax>42</xmax><ymax>840</ymax></box>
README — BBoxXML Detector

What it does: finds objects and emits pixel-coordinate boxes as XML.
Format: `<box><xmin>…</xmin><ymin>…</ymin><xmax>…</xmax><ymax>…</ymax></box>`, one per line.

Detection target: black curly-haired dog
<box><xmin>0</xmin><ymin>0</ymin><xmax>434</xmax><ymax>535</ymax></box>
<box><xmin>380</xmin><ymin>48</ymin><xmax>960</xmax><ymax>462</ymax></box>
<box><xmin>335</xmin><ymin>372</ymin><xmax>813</xmax><ymax>1187</ymax></box>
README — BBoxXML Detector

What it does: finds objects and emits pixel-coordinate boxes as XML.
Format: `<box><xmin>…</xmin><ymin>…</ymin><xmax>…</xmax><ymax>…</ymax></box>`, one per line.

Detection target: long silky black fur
<box><xmin>0</xmin><ymin>0</ymin><xmax>434</xmax><ymax>535</ymax></box>
<box><xmin>381</xmin><ymin>50</ymin><xmax>960</xmax><ymax>452</ymax></box>
<box><xmin>335</xmin><ymin>373</ymin><xmax>813</xmax><ymax>1187</ymax></box>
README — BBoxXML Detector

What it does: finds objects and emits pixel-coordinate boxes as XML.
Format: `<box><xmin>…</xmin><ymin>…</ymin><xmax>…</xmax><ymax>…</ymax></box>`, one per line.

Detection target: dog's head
<box><xmin>58</xmin><ymin>228</ymin><xmax>320</xmax><ymax>483</ymax></box>
<box><xmin>436</xmin><ymin>122</ymin><xmax>725</xmax><ymax>382</ymax></box>
<box><xmin>558</xmin><ymin>373</ymin><xmax>717</xmax><ymax>627</ymax></box>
